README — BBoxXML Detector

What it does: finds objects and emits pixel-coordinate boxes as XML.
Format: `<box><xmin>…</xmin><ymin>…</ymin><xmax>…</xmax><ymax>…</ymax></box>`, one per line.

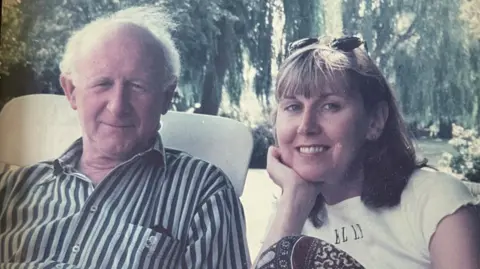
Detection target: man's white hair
<box><xmin>59</xmin><ymin>5</ymin><xmax>181</xmax><ymax>80</ymax></box>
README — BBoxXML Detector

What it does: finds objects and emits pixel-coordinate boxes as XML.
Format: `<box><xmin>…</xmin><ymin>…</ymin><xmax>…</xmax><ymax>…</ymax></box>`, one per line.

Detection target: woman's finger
<box><xmin>266</xmin><ymin>146</ymin><xmax>284</xmax><ymax>184</ymax></box>
<box><xmin>266</xmin><ymin>146</ymin><xmax>298</xmax><ymax>188</ymax></box>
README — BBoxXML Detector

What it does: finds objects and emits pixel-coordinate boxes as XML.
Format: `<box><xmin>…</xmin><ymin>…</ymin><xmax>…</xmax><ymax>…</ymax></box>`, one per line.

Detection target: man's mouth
<box><xmin>297</xmin><ymin>145</ymin><xmax>330</xmax><ymax>154</ymax></box>
<box><xmin>103</xmin><ymin>122</ymin><xmax>134</xmax><ymax>128</ymax></box>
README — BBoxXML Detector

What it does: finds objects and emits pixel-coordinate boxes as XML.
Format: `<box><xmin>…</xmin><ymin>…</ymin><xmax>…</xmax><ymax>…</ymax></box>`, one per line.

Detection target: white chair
<box><xmin>0</xmin><ymin>94</ymin><xmax>253</xmax><ymax>196</ymax></box>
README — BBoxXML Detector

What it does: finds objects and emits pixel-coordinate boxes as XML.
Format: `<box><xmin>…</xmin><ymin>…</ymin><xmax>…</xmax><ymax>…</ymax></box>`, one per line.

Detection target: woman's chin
<box><xmin>295</xmin><ymin>169</ymin><xmax>329</xmax><ymax>183</ymax></box>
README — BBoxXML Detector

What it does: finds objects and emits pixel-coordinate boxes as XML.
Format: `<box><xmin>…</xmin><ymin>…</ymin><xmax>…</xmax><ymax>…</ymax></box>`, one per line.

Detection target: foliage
<box><xmin>0</xmin><ymin>3</ymin><xmax>27</xmax><ymax>78</ymax></box>
<box><xmin>167</xmin><ymin>0</ymin><xmax>246</xmax><ymax>114</ymax></box>
<box><xmin>13</xmin><ymin>0</ymin><xmax>278</xmax><ymax>115</ymax></box>
<box><xmin>282</xmin><ymin>0</ymin><xmax>324</xmax><ymax>55</ymax></box>
<box><xmin>249</xmin><ymin>123</ymin><xmax>275</xmax><ymax>169</ymax></box>
<box><xmin>242</xmin><ymin>0</ymin><xmax>276</xmax><ymax>107</ymax></box>
<box><xmin>1</xmin><ymin>0</ymin><xmax>478</xmax><ymax>134</ymax></box>
<box><xmin>459</xmin><ymin>0</ymin><xmax>480</xmax><ymax>40</ymax></box>
<box><xmin>342</xmin><ymin>0</ymin><xmax>479</xmax><ymax>131</ymax></box>
<box><xmin>440</xmin><ymin>124</ymin><xmax>480</xmax><ymax>182</ymax></box>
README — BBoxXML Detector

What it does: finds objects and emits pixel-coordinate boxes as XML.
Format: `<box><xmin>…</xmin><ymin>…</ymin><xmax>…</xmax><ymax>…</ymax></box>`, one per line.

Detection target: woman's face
<box><xmin>275</xmin><ymin>83</ymin><xmax>377</xmax><ymax>184</ymax></box>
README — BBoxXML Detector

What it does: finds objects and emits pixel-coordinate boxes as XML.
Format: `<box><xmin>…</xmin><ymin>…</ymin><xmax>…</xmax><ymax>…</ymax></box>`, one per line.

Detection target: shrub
<box><xmin>249</xmin><ymin>123</ymin><xmax>275</xmax><ymax>169</ymax></box>
<box><xmin>440</xmin><ymin>124</ymin><xmax>480</xmax><ymax>182</ymax></box>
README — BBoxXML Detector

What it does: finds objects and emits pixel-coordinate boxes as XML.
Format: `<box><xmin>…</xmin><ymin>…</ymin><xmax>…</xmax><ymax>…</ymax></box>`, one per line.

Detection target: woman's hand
<box><xmin>266</xmin><ymin>146</ymin><xmax>321</xmax><ymax>205</ymax></box>
<box><xmin>253</xmin><ymin>146</ymin><xmax>323</xmax><ymax>268</ymax></box>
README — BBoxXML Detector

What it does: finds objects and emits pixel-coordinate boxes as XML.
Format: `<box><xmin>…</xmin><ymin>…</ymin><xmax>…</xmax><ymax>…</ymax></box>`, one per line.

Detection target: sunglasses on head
<box><xmin>287</xmin><ymin>36</ymin><xmax>369</xmax><ymax>55</ymax></box>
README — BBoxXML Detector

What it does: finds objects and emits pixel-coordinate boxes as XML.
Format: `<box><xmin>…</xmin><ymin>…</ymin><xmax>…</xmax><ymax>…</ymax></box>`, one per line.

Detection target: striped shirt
<box><xmin>0</xmin><ymin>134</ymin><xmax>251</xmax><ymax>268</ymax></box>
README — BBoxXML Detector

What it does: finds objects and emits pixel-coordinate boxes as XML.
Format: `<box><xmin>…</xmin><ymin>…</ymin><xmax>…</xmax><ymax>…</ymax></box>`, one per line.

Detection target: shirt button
<box><xmin>56</xmin><ymin>264</ymin><xmax>63</xmax><ymax>269</ymax></box>
<box><xmin>72</xmin><ymin>244</ymin><xmax>80</xmax><ymax>253</ymax></box>
<box><xmin>90</xmin><ymin>206</ymin><xmax>98</xmax><ymax>213</ymax></box>
<box><xmin>146</xmin><ymin>236</ymin><xmax>157</xmax><ymax>249</ymax></box>
<box><xmin>149</xmin><ymin>236</ymin><xmax>157</xmax><ymax>243</ymax></box>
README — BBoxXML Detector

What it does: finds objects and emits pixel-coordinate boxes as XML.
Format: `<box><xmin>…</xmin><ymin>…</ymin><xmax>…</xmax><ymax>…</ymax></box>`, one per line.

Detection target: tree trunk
<box><xmin>195</xmin><ymin>69</ymin><xmax>220</xmax><ymax>115</ymax></box>
<box><xmin>195</xmin><ymin>20</ymin><xmax>230</xmax><ymax>115</ymax></box>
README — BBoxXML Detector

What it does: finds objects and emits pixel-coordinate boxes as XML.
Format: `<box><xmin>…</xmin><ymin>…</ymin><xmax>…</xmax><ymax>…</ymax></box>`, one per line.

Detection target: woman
<box><xmin>254</xmin><ymin>36</ymin><xmax>480</xmax><ymax>269</ymax></box>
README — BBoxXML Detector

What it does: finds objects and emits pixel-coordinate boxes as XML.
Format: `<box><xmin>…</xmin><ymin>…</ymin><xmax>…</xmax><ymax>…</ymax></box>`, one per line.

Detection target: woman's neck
<box><xmin>320</xmin><ymin>165</ymin><xmax>364</xmax><ymax>205</ymax></box>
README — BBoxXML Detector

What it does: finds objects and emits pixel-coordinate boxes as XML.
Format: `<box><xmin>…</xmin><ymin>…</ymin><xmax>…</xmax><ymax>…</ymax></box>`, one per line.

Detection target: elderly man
<box><xmin>0</xmin><ymin>6</ymin><xmax>250</xmax><ymax>269</ymax></box>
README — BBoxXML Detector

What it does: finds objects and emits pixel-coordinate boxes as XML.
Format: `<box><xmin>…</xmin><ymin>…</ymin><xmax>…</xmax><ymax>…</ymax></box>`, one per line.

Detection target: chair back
<box><xmin>0</xmin><ymin>94</ymin><xmax>253</xmax><ymax>196</ymax></box>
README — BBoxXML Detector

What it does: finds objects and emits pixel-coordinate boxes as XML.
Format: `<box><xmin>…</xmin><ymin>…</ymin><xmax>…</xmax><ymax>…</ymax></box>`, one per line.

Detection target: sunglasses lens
<box><xmin>287</xmin><ymin>36</ymin><xmax>367</xmax><ymax>55</ymax></box>
<box><xmin>288</xmin><ymin>38</ymin><xmax>319</xmax><ymax>54</ymax></box>
<box><xmin>331</xmin><ymin>36</ymin><xmax>364</xmax><ymax>52</ymax></box>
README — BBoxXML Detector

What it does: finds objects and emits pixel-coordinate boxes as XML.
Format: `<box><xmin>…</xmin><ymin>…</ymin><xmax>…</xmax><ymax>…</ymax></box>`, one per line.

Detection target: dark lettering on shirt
<box><xmin>334</xmin><ymin>224</ymin><xmax>363</xmax><ymax>244</ymax></box>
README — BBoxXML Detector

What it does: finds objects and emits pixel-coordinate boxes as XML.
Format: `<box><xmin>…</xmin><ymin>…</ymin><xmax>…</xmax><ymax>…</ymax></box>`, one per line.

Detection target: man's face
<box><xmin>63</xmin><ymin>24</ymin><xmax>176</xmax><ymax>160</ymax></box>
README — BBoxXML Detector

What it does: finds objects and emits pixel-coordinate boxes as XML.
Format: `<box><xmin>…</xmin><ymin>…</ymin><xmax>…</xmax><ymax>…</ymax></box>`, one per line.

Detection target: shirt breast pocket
<box><xmin>125</xmin><ymin>223</ymin><xmax>182</xmax><ymax>268</ymax></box>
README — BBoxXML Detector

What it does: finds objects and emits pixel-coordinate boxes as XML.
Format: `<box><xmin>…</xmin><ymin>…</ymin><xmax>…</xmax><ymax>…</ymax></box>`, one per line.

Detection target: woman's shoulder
<box><xmin>400</xmin><ymin>167</ymin><xmax>477</xmax><ymax>214</ymax></box>
<box><xmin>399</xmin><ymin>167</ymin><xmax>479</xmax><ymax>254</ymax></box>
<box><xmin>405</xmin><ymin>167</ymin><xmax>470</xmax><ymax>196</ymax></box>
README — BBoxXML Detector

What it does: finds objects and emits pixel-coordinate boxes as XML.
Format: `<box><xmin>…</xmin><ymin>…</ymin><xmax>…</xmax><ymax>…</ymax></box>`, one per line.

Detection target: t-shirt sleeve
<box><xmin>408</xmin><ymin>169</ymin><xmax>479</xmax><ymax>254</ymax></box>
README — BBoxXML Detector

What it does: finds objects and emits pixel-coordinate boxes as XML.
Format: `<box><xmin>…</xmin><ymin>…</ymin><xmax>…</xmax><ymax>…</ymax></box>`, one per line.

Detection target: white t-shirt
<box><xmin>300</xmin><ymin>168</ymin><xmax>478</xmax><ymax>269</ymax></box>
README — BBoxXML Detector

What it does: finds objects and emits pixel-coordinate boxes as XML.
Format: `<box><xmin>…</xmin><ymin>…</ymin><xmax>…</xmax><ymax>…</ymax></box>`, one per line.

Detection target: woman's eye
<box><xmin>323</xmin><ymin>103</ymin><xmax>341</xmax><ymax>111</ymax></box>
<box><xmin>285</xmin><ymin>104</ymin><xmax>301</xmax><ymax>111</ymax></box>
<box><xmin>132</xmin><ymin>84</ymin><xmax>145</xmax><ymax>90</ymax></box>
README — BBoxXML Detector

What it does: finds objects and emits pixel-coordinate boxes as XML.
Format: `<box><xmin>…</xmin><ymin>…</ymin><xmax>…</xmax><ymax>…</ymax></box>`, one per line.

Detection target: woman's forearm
<box><xmin>253</xmin><ymin>189</ymin><xmax>317</xmax><ymax>267</ymax></box>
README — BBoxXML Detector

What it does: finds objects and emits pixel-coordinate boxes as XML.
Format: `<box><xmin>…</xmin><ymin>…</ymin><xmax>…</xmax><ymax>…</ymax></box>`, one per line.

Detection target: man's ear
<box><xmin>160</xmin><ymin>77</ymin><xmax>178</xmax><ymax>115</ymax></box>
<box><xmin>366</xmin><ymin>101</ymin><xmax>389</xmax><ymax>141</ymax></box>
<box><xmin>60</xmin><ymin>75</ymin><xmax>78</xmax><ymax>110</ymax></box>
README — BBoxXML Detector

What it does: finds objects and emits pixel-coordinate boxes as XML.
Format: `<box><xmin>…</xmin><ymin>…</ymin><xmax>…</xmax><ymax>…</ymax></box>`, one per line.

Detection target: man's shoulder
<box><xmin>164</xmin><ymin>147</ymin><xmax>223</xmax><ymax>173</ymax></box>
<box><xmin>163</xmin><ymin>147</ymin><xmax>235</xmax><ymax>192</ymax></box>
<box><xmin>1</xmin><ymin>160</ymin><xmax>55</xmax><ymax>185</ymax></box>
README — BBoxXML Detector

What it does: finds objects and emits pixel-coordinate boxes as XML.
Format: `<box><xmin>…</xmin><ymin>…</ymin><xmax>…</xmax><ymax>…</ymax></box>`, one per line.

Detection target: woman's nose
<box><xmin>297</xmin><ymin>110</ymin><xmax>321</xmax><ymax>135</ymax></box>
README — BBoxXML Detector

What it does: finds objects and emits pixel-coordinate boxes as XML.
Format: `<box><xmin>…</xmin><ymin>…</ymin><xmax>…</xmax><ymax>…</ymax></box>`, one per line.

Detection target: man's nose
<box><xmin>297</xmin><ymin>110</ymin><xmax>321</xmax><ymax>135</ymax></box>
<box><xmin>106</xmin><ymin>83</ymin><xmax>131</xmax><ymax>116</ymax></box>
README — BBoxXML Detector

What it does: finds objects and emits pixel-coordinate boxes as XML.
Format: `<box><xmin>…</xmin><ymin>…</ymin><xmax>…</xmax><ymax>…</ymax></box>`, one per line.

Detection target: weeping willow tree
<box><xmin>1</xmin><ymin>3</ymin><xmax>26</xmax><ymax>78</ymax></box>
<box><xmin>0</xmin><ymin>1</ymin><xmax>35</xmax><ymax>110</ymax></box>
<box><xmin>170</xmin><ymin>0</ymin><xmax>277</xmax><ymax>114</ymax></box>
<box><xmin>11</xmin><ymin>0</ymin><xmax>279</xmax><ymax>115</ymax></box>
<box><xmin>460</xmin><ymin>0</ymin><xmax>480</xmax><ymax>40</ymax></box>
<box><xmin>8</xmin><ymin>0</ymin><xmax>476</xmax><ymax>127</ymax></box>
<box><xmin>341</xmin><ymin>0</ymin><xmax>479</xmax><ymax>133</ymax></box>
<box><xmin>241</xmin><ymin>0</ymin><xmax>275</xmax><ymax>107</ymax></box>
<box><xmin>167</xmin><ymin>0</ymin><xmax>247</xmax><ymax>114</ymax></box>
<box><xmin>459</xmin><ymin>0</ymin><xmax>480</xmax><ymax>129</ymax></box>
<box><xmin>4</xmin><ymin>0</ymin><xmax>325</xmax><ymax>116</ymax></box>
<box><xmin>281</xmin><ymin>0</ymin><xmax>324</xmax><ymax>59</ymax></box>
<box><xmin>395</xmin><ymin>0</ymin><xmax>478</xmax><ymax>132</ymax></box>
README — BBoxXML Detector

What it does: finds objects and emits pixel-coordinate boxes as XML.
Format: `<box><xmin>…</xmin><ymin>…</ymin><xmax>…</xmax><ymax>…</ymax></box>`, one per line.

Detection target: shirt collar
<box><xmin>52</xmin><ymin>133</ymin><xmax>166</xmax><ymax>176</ymax></box>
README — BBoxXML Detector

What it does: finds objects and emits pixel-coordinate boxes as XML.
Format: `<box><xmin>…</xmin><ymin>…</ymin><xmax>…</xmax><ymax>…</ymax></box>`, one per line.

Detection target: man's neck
<box><xmin>78</xmin><ymin>140</ymin><xmax>154</xmax><ymax>185</ymax></box>
<box><xmin>76</xmin><ymin>135</ymin><xmax>159</xmax><ymax>184</ymax></box>
<box><xmin>78</xmin><ymin>153</ymin><xmax>124</xmax><ymax>185</ymax></box>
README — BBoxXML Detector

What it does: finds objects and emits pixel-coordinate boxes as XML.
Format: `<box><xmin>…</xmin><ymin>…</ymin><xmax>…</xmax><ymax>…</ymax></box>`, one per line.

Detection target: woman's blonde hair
<box><xmin>273</xmin><ymin>36</ymin><xmax>428</xmax><ymax>227</ymax></box>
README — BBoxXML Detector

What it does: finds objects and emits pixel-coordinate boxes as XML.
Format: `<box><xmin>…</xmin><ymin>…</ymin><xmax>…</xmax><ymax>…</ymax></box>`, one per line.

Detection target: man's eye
<box><xmin>130</xmin><ymin>83</ymin><xmax>149</xmax><ymax>92</ymax></box>
<box><xmin>96</xmin><ymin>81</ymin><xmax>112</xmax><ymax>87</ymax></box>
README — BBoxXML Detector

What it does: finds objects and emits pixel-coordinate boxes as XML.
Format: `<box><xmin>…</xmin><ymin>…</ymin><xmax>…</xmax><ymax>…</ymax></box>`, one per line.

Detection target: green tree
<box><xmin>460</xmin><ymin>0</ymin><xmax>480</xmax><ymax>40</ymax></box>
<box><xmin>341</xmin><ymin>0</ymin><xmax>478</xmax><ymax>133</ymax></box>
<box><xmin>0</xmin><ymin>3</ymin><xmax>27</xmax><ymax>78</ymax></box>
<box><xmin>17</xmin><ymin>0</ymin><xmax>279</xmax><ymax>115</ymax></box>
